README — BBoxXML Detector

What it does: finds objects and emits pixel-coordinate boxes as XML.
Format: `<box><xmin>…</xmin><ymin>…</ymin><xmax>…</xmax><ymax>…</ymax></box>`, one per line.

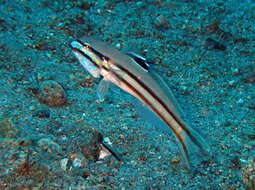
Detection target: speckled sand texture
<box><xmin>0</xmin><ymin>0</ymin><xmax>255</xmax><ymax>189</ymax></box>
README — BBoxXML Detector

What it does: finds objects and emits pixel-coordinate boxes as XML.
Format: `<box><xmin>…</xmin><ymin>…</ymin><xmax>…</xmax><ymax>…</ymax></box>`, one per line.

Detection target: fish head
<box><xmin>69</xmin><ymin>38</ymin><xmax>102</xmax><ymax>78</ymax></box>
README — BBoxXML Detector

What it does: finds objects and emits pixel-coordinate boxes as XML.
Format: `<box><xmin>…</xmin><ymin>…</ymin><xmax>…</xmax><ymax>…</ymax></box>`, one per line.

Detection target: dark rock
<box><xmin>204</xmin><ymin>38</ymin><xmax>226</xmax><ymax>51</ymax></box>
<box><xmin>38</xmin><ymin>80</ymin><xmax>67</xmax><ymax>107</ymax></box>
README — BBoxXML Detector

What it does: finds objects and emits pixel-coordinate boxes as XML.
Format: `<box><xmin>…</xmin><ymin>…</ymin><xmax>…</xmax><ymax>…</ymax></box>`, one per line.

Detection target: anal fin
<box><xmin>97</xmin><ymin>79</ymin><xmax>110</xmax><ymax>102</ymax></box>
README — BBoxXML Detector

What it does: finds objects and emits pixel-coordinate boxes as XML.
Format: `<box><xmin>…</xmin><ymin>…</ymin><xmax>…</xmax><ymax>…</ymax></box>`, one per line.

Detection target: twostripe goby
<box><xmin>70</xmin><ymin>36</ymin><xmax>209</xmax><ymax>168</ymax></box>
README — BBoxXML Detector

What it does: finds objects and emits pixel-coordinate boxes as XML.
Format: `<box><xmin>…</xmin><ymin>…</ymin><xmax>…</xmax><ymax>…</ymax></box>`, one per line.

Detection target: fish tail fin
<box><xmin>175</xmin><ymin>122</ymin><xmax>210</xmax><ymax>169</ymax></box>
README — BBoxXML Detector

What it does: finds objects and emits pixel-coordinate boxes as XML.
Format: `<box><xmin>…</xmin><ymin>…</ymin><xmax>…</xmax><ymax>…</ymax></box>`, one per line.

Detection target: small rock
<box><xmin>103</xmin><ymin>137</ymin><xmax>112</xmax><ymax>145</ymax></box>
<box><xmin>29</xmin><ymin>105</ymin><xmax>36</xmax><ymax>111</ymax></box>
<box><xmin>171</xmin><ymin>157</ymin><xmax>180</xmax><ymax>165</ymax></box>
<box><xmin>38</xmin><ymin>80</ymin><xmax>67</xmax><ymax>107</ymax></box>
<box><xmin>115</xmin><ymin>43</ymin><xmax>121</xmax><ymax>49</ymax></box>
<box><xmin>82</xmin><ymin>142</ymin><xmax>100</xmax><ymax>161</ymax></box>
<box><xmin>228</xmin><ymin>80</ymin><xmax>235</xmax><ymax>86</ymax></box>
<box><xmin>82</xmin><ymin>171</ymin><xmax>90</xmax><ymax>179</ymax></box>
<box><xmin>72</xmin><ymin>158</ymin><xmax>82</xmax><ymax>168</ymax></box>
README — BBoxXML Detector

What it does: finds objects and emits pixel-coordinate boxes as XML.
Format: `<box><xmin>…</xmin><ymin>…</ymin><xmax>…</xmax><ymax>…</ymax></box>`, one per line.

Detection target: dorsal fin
<box><xmin>126</xmin><ymin>52</ymin><xmax>150</xmax><ymax>72</ymax></box>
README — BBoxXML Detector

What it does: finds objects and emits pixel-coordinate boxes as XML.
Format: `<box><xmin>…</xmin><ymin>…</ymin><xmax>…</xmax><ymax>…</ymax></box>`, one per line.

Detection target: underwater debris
<box><xmin>138</xmin><ymin>152</ymin><xmax>147</xmax><ymax>161</ymax></box>
<box><xmin>81</xmin><ymin>126</ymin><xmax>122</xmax><ymax>162</ymax></box>
<box><xmin>60</xmin><ymin>158</ymin><xmax>70</xmax><ymax>171</ymax></box>
<box><xmin>38</xmin><ymin>80</ymin><xmax>67</xmax><ymax>107</ymax></box>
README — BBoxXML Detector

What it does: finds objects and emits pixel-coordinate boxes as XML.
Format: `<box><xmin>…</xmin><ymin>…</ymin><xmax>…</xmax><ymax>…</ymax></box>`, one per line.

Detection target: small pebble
<box><xmin>171</xmin><ymin>157</ymin><xmax>180</xmax><ymax>165</ymax></box>
<box><xmin>104</xmin><ymin>137</ymin><xmax>112</xmax><ymax>145</ymax></box>
<box><xmin>72</xmin><ymin>158</ymin><xmax>82</xmax><ymax>168</ymax></box>
<box><xmin>231</xmin><ymin>68</ymin><xmax>239</xmax><ymax>74</ymax></box>
<box><xmin>29</xmin><ymin>105</ymin><xmax>36</xmax><ymax>111</ymax></box>
<box><xmin>82</xmin><ymin>171</ymin><xmax>90</xmax><ymax>179</ymax></box>
<box><xmin>215</xmin><ymin>120</ymin><xmax>220</xmax><ymax>126</ymax></box>
<box><xmin>228</xmin><ymin>80</ymin><xmax>235</xmax><ymax>86</ymax></box>
<box><xmin>115</xmin><ymin>43</ymin><xmax>121</xmax><ymax>49</ymax></box>
<box><xmin>60</xmin><ymin>158</ymin><xmax>69</xmax><ymax>171</ymax></box>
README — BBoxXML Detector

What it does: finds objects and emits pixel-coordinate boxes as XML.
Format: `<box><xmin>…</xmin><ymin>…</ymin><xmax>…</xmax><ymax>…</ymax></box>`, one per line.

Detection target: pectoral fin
<box><xmin>97</xmin><ymin>79</ymin><xmax>110</xmax><ymax>102</ymax></box>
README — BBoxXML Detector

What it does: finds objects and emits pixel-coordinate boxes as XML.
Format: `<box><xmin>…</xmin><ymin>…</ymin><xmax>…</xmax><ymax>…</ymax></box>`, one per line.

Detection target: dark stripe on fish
<box><xmin>117</xmin><ymin>64</ymin><xmax>204</xmax><ymax>152</ymax></box>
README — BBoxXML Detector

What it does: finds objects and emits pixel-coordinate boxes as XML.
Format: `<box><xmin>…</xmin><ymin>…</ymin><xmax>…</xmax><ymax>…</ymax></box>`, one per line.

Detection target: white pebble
<box><xmin>60</xmin><ymin>158</ymin><xmax>69</xmax><ymax>170</ymax></box>
<box><xmin>240</xmin><ymin>159</ymin><xmax>247</xmax><ymax>164</ymax></box>
<box><xmin>228</xmin><ymin>80</ymin><xmax>235</xmax><ymax>86</ymax></box>
<box><xmin>72</xmin><ymin>158</ymin><xmax>82</xmax><ymax>168</ymax></box>
<box><xmin>104</xmin><ymin>137</ymin><xmax>112</xmax><ymax>145</ymax></box>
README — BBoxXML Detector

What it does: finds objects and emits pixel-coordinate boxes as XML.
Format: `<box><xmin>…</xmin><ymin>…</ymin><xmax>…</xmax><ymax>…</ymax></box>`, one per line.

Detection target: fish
<box><xmin>69</xmin><ymin>36</ymin><xmax>209</xmax><ymax>168</ymax></box>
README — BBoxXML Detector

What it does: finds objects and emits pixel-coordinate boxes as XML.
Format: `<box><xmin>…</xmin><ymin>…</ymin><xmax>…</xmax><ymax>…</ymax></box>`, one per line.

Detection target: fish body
<box><xmin>70</xmin><ymin>36</ymin><xmax>209</xmax><ymax>168</ymax></box>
